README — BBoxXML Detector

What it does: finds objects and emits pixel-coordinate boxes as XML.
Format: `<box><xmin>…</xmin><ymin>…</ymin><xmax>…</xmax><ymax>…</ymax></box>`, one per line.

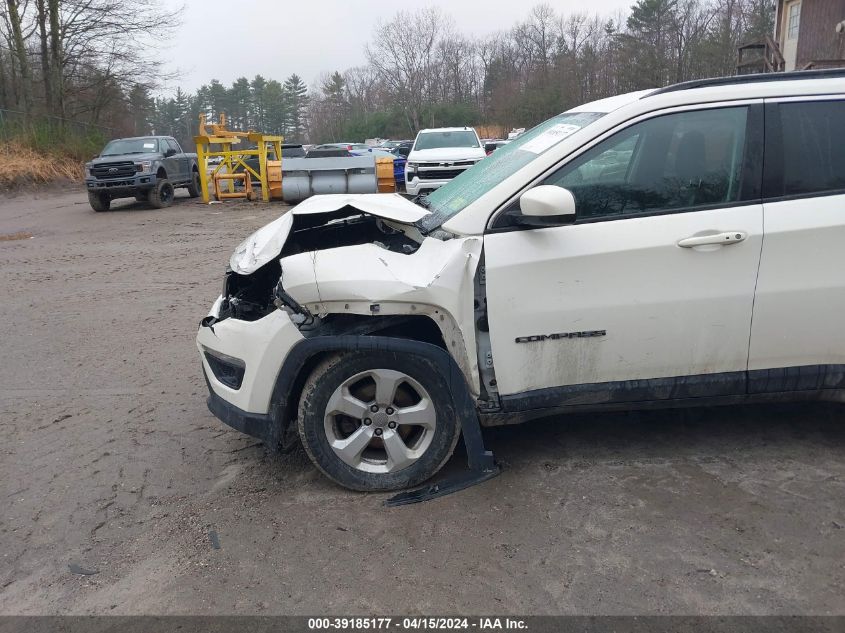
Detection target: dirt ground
<box><xmin>1</xmin><ymin>188</ymin><xmax>843</xmax><ymax>615</ymax></box>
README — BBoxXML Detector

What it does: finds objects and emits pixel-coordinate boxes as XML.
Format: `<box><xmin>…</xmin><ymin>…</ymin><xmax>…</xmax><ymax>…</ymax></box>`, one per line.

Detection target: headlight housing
<box><xmin>84</xmin><ymin>164</ymin><xmax>92</xmax><ymax>178</ymax></box>
<box><xmin>134</xmin><ymin>160</ymin><xmax>152</xmax><ymax>173</ymax></box>
<box><xmin>406</xmin><ymin>162</ymin><xmax>418</xmax><ymax>175</ymax></box>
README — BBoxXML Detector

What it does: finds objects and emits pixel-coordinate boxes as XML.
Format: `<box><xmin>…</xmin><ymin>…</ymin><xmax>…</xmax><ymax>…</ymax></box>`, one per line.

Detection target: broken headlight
<box><xmin>273</xmin><ymin>278</ymin><xmax>312</xmax><ymax>325</ymax></box>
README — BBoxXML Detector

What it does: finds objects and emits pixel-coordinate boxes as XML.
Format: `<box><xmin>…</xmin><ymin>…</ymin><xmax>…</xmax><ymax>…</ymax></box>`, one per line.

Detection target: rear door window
<box><xmin>765</xmin><ymin>100</ymin><xmax>845</xmax><ymax>198</ymax></box>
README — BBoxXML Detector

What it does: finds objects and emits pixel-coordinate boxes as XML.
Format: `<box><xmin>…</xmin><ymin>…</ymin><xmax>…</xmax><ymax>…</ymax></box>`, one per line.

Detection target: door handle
<box><xmin>677</xmin><ymin>231</ymin><xmax>747</xmax><ymax>248</ymax></box>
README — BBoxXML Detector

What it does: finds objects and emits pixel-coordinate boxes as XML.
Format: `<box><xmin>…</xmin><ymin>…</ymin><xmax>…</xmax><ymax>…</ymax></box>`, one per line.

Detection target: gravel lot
<box><xmin>1</xmin><ymin>188</ymin><xmax>844</xmax><ymax>615</ymax></box>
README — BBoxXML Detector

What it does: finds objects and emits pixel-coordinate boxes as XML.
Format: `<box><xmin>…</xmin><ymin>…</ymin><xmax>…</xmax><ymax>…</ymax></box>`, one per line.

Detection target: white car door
<box><xmin>747</xmin><ymin>97</ymin><xmax>845</xmax><ymax>392</ymax></box>
<box><xmin>484</xmin><ymin>104</ymin><xmax>765</xmax><ymax>405</ymax></box>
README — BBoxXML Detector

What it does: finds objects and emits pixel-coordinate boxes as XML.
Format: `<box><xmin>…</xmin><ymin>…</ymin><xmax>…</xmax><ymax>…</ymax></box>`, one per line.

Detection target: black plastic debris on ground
<box><xmin>209</xmin><ymin>530</ymin><xmax>221</xmax><ymax>550</ymax></box>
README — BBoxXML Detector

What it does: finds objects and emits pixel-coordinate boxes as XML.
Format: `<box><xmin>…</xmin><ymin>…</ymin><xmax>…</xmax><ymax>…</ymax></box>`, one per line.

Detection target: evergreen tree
<box><xmin>229</xmin><ymin>77</ymin><xmax>253</xmax><ymax>129</ymax></box>
<box><xmin>127</xmin><ymin>85</ymin><xmax>154</xmax><ymax>135</ymax></box>
<box><xmin>283</xmin><ymin>73</ymin><xmax>308</xmax><ymax>141</ymax></box>
<box><xmin>263</xmin><ymin>79</ymin><xmax>289</xmax><ymax>136</ymax></box>
<box><xmin>623</xmin><ymin>0</ymin><xmax>680</xmax><ymax>87</ymax></box>
<box><xmin>251</xmin><ymin>74</ymin><xmax>267</xmax><ymax>130</ymax></box>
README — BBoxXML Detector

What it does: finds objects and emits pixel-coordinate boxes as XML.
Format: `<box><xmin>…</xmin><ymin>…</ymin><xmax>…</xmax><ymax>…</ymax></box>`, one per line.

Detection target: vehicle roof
<box><xmin>107</xmin><ymin>135</ymin><xmax>172</xmax><ymax>141</ymax></box>
<box><xmin>417</xmin><ymin>127</ymin><xmax>476</xmax><ymax>133</ymax></box>
<box><xmin>642</xmin><ymin>73</ymin><xmax>845</xmax><ymax>111</ymax></box>
<box><xmin>567</xmin><ymin>70</ymin><xmax>845</xmax><ymax>116</ymax></box>
<box><xmin>566</xmin><ymin>90</ymin><xmax>655</xmax><ymax>114</ymax></box>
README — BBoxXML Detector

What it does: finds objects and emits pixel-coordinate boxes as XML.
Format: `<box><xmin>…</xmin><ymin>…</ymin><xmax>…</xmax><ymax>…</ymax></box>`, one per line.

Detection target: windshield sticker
<box><xmin>143</xmin><ymin>142</ymin><xmax>156</xmax><ymax>149</ymax></box>
<box><xmin>520</xmin><ymin>124</ymin><xmax>581</xmax><ymax>154</ymax></box>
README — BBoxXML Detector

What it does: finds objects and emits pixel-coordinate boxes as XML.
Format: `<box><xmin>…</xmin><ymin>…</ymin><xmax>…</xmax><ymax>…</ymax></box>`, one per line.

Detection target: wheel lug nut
<box><xmin>374</xmin><ymin>428</ymin><xmax>383</xmax><ymax>436</ymax></box>
<box><xmin>385</xmin><ymin>407</ymin><xmax>394</xmax><ymax>415</ymax></box>
<box><xmin>363</xmin><ymin>418</ymin><xmax>372</xmax><ymax>426</ymax></box>
<box><xmin>387</xmin><ymin>421</ymin><xmax>396</xmax><ymax>429</ymax></box>
<box><xmin>370</xmin><ymin>404</ymin><xmax>379</xmax><ymax>413</ymax></box>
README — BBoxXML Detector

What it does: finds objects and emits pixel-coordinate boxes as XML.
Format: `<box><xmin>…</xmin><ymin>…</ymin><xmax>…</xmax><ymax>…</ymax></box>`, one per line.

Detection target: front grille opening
<box><xmin>204</xmin><ymin>350</ymin><xmax>246</xmax><ymax>390</ymax></box>
<box><xmin>91</xmin><ymin>162</ymin><xmax>136</xmax><ymax>179</ymax></box>
<box><xmin>418</xmin><ymin>168</ymin><xmax>466</xmax><ymax>180</ymax></box>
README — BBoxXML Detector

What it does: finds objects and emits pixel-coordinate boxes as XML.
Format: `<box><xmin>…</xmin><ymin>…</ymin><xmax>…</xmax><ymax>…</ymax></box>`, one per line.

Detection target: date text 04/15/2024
<box><xmin>307</xmin><ymin>617</ymin><xmax>528</xmax><ymax>630</ymax></box>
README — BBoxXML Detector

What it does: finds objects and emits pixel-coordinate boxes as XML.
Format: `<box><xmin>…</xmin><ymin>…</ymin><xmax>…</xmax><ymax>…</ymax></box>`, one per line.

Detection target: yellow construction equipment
<box><xmin>195</xmin><ymin>113</ymin><xmax>398</xmax><ymax>204</ymax></box>
<box><xmin>193</xmin><ymin>113</ymin><xmax>283</xmax><ymax>203</ymax></box>
<box><xmin>214</xmin><ymin>171</ymin><xmax>253</xmax><ymax>200</ymax></box>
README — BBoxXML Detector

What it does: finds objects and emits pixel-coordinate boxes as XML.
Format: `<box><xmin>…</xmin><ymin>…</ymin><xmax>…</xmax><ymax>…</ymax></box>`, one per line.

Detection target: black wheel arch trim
<box><xmin>270</xmin><ymin>336</ymin><xmax>494</xmax><ymax>470</ymax></box>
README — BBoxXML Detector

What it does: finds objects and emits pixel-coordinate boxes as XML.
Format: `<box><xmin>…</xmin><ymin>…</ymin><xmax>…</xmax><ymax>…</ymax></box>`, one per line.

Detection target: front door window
<box><xmin>542</xmin><ymin>107</ymin><xmax>749</xmax><ymax>222</ymax></box>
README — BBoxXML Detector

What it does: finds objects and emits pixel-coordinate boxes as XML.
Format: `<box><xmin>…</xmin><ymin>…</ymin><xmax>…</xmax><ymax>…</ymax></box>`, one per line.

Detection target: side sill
<box><xmin>500</xmin><ymin>371</ymin><xmax>747</xmax><ymax>412</ymax></box>
<box><xmin>481</xmin><ymin>389</ymin><xmax>844</xmax><ymax>427</ymax></box>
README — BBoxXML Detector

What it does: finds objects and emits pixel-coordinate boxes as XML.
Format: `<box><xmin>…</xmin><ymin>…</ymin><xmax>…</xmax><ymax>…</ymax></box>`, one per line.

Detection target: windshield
<box><xmin>417</xmin><ymin>112</ymin><xmax>605</xmax><ymax>231</ymax></box>
<box><xmin>414</xmin><ymin>130</ymin><xmax>479</xmax><ymax>151</ymax></box>
<box><xmin>101</xmin><ymin>138</ymin><xmax>161</xmax><ymax>156</ymax></box>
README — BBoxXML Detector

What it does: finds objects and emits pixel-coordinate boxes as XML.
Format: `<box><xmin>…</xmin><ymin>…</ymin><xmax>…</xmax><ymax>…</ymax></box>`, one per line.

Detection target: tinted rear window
<box><xmin>775</xmin><ymin>100</ymin><xmax>845</xmax><ymax>197</ymax></box>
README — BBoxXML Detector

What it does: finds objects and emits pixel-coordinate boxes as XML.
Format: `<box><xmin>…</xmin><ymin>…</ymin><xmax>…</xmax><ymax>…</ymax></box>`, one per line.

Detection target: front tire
<box><xmin>148</xmin><ymin>179</ymin><xmax>174</xmax><ymax>208</ymax></box>
<box><xmin>186</xmin><ymin>170</ymin><xmax>201</xmax><ymax>198</ymax></box>
<box><xmin>297</xmin><ymin>352</ymin><xmax>460</xmax><ymax>491</ymax></box>
<box><xmin>88</xmin><ymin>191</ymin><xmax>110</xmax><ymax>212</ymax></box>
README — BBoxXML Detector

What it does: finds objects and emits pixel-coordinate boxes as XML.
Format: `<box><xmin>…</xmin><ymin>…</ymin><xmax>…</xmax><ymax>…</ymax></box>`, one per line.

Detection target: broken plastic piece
<box><xmin>384</xmin><ymin>397</ymin><xmax>501</xmax><ymax>506</ymax></box>
<box><xmin>384</xmin><ymin>465</ymin><xmax>501</xmax><ymax>507</ymax></box>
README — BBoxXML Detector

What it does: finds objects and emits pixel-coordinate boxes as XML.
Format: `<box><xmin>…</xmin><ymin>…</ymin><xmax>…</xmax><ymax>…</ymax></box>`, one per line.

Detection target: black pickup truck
<box><xmin>84</xmin><ymin>136</ymin><xmax>201</xmax><ymax>211</ymax></box>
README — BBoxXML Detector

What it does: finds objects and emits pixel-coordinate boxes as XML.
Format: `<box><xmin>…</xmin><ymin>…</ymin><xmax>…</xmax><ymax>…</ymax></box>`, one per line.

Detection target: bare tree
<box><xmin>0</xmin><ymin>0</ymin><xmax>180</xmax><ymax>126</ymax></box>
<box><xmin>366</xmin><ymin>7</ymin><xmax>449</xmax><ymax>132</ymax></box>
<box><xmin>47</xmin><ymin>0</ymin><xmax>62</xmax><ymax>117</ymax></box>
<box><xmin>5</xmin><ymin>0</ymin><xmax>33</xmax><ymax>112</ymax></box>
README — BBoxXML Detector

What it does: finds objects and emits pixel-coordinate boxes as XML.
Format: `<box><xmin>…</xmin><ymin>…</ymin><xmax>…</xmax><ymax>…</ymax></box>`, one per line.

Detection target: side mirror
<box><xmin>515</xmin><ymin>185</ymin><xmax>577</xmax><ymax>227</ymax></box>
<box><xmin>484</xmin><ymin>143</ymin><xmax>496</xmax><ymax>154</ymax></box>
<box><xmin>165</xmin><ymin>148</ymin><xmax>177</xmax><ymax>157</ymax></box>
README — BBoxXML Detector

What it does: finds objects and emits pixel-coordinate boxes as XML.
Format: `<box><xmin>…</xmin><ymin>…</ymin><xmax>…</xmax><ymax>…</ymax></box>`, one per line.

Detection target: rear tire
<box><xmin>297</xmin><ymin>352</ymin><xmax>460</xmax><ymax>492</ymax></box>
<box><xmin>186</xmin><ymin>170</ymin><xmax>201</xmax><ymax>198</ymax></box>
<box><xmin>148</xmin><ymin>179</ymin><xmax>174</xmax><ymax>209</ymax></box>
<box><xmin>88</xmin><ymin>191</ymin><xmax>110</xmax><ymax>212</ymax></box>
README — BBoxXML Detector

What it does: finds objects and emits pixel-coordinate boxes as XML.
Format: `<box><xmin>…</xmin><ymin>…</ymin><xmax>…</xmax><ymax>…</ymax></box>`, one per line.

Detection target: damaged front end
<box><xmin>199</xmin><ymin>193</ymin><xmax>487</xmax><ymax>422</ymax></box>
<box><xmin>197</xmin><ymin>193</ymin><xmax>501</xmax><ymax>501</ymax></box>
<box><xmin>218</xmin><ymin>194</ymin><xmax>429</xmax><ymax>325</ymax></box>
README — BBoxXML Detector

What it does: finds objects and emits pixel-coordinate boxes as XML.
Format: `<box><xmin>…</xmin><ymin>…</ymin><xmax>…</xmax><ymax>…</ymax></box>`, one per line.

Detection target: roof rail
<box><xmin>645</xmin><ymin>68</ymin><xmax>845</xmax><ymax>97</ymax></box>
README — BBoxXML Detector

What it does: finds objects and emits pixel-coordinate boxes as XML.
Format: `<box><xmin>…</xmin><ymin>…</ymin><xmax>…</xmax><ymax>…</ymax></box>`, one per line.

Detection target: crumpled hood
<box><xmin>229</xmin><ymin>193</ymin><xmax>430</xmax><ymax>275</ymax></box>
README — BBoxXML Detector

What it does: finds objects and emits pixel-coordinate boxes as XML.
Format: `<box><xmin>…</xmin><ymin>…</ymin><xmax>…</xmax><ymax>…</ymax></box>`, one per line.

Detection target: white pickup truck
<box><xmin>404</xmin><ymin>127</ymin><xmax>486</xmax><ymax>196</ymax></box>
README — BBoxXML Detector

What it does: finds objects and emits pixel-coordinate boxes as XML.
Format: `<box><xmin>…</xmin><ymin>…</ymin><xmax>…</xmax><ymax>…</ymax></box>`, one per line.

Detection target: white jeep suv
<box><xmin>405</xmin><ymin>127</ymin><xmax>486</xmax><ymax>196</ymax></box>
<box><xmin>197</xmin><ymin>70</ymin><xmax>845</xmax><ymax>492</ymax></box>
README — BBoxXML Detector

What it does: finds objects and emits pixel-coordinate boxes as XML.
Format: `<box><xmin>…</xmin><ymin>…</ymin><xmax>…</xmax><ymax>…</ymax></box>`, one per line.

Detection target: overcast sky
<box><xmin>160</xmin><ymin>0</ymin><xmax>634</xmax><ymax>96</ymax></box>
